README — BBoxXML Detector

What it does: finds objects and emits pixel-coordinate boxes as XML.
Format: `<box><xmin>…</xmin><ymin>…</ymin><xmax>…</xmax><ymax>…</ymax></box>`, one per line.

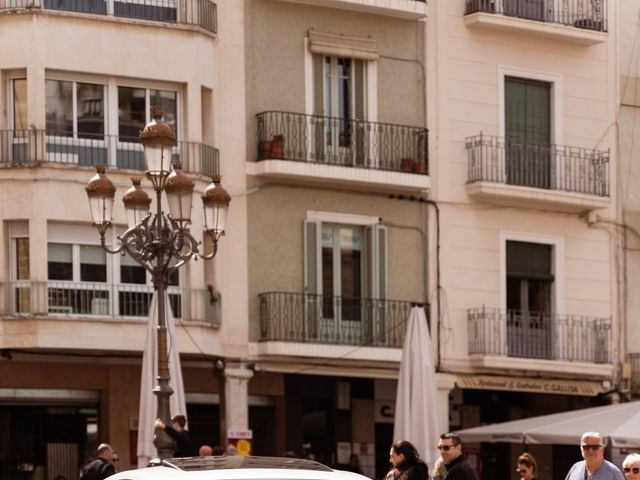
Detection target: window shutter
<box><xmin>376</xmin><ymin>224</ymin><xmax>388</xmax><ymax>300</ymax></box>
<box><xmin>312</xmin><ymin>54</ymin><xmax>325</xmax><ymax>161</ymax></box>
<box><xmin>303</xmin><ymin>219</ymin><xmax>321</xmax><ymax>339</ymax></box>
<box><xmin>354</xmin><ymin>59</ymin><xmax>366</xmax><ymax>165</ymax></box>
<box><xmin>312</xmin><ymin>54</ymin><xmax>324</xmax><ymax>116</ymax></box>
<box><xmin>354</xmin><ymin>59</ymin><xmax>366</xmax><ymax>121</ymax></box>
<box><xmin>303</xmin><ymin>219</ymin><xmax>321</xmax><ymax>294</ymax></box>
<box><xmin>364</xmin><ymin>224</ymin><xmax>387</xmax><ymax>300</ymax></box>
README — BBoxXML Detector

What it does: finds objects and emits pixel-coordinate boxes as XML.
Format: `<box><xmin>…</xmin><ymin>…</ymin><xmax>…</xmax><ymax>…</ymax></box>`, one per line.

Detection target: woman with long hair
<box><xmin>386</xmin><ymin>440</ymin><xmax>429</xmax><ymax>480</ymax></box>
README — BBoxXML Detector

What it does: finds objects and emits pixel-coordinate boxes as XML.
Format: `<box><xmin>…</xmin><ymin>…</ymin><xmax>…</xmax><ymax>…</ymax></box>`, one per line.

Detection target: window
<box><xmin>118</xmin><ymin>86</ymin><xmax>177</xmax><ymax>140</ymax></box>
<box><xmin>46</xmin><ymin>79</ymin><xmax>105</xmax><ymax>137</ymax></box>
<box><xmin>47</xmin><ymin>243</ymin><xmax>109</xmax><ymax>315</ymax></box>
<box><xmin>312</xmin><ymin>54</ymin><xmax>366</xmax><ymax>164</ymax></box>
<box><xmin>10</xmin><ymin>223</ymin><xmax>30</xmax><ymax>314</ymax></box>
<box><xmin>505</xmin><ymin>76</ymin><xmax>552</xmax><ymax>188</ymax></box>
<box><xmin>506</xmin><ymin>241</ymin><xmax>553</xmax><ymax>314</ymax></box>
<box><xmin>305</xmin><ymin>215</ymin><xmax>386</xmax><ymax>343</ymax></box>
<box><xmin>118</xmin><ymin>253</ymin><xmax>181</xmax><ymax>318</ymax></box>
<box><xmin>13</xmin><ymin>79</ymin><xmax>27</xmax><ymax>133</ymax></box>
<box><xmin>321</xmin><ymin>225</ymin><xmax>363</xmax><ymax>321</ymax></box>
<box><xmin>45</xmin><ymin>238</ymin><xmax>182</xmax><ymax>318</ymax></box>
<box><xmin>505</xmin><ymin>240</ymin><xmax>554</xmax><ymax>359</ymax></box>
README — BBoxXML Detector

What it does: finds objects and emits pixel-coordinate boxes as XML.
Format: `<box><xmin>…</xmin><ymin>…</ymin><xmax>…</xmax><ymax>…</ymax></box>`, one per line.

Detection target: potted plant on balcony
<box><xmin>258</xmin><ymin>138</ymin><xmax>272</xmax><ymax>160</ymax></box>
<box><xmin>271</xmin><ymin>134</ymin><xmax>285</xmax><ymax>159</ymax></box>
<box><xmin>574</xmin><ymin>0</ymin><xmax>604</xmax><ymax>31</ymax></box>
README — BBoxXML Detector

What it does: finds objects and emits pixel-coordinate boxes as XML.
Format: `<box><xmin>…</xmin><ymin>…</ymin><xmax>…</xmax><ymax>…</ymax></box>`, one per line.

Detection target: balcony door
<box><xmin>505</xmin><ymin>76</ymin><xmax>551</xmax><ymax>189</ymax></box>
<box><xmin>312</xmin><ymin>55</ymin><xmax>366</xmax><ymax>166</ymax></box>
<box><xmin>320</xmin><ymin>225</ymin><xmax>364</xmax><ymax>343</ymax></box>
<box><xmin>504</xmin><ymin>0</ymin><xmax>547</xmax><ymax>21</ymax></box>
<box><xmin>304</xmin><ymin>220</ymin><xmax>387</xmax><ymax>346</ymax></box>
<box><xmin>506</xmin><ymin>241</ymin><xmax>553</xmax><ymax>359</ymax></box>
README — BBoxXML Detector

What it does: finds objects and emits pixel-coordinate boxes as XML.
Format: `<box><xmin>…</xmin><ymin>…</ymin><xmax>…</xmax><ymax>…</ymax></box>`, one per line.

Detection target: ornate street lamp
<box><xmin>85</xmin><ymin>107</ymin><xmax>230</xmax><ymax>459</ymax></box>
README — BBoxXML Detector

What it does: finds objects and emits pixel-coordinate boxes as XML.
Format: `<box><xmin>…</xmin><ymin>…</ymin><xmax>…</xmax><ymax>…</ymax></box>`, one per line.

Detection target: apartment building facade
<box><xmin>0</xmin><ymin>0</ymin><xmax>623</xmax><ymax>479</ymax></box>
<box><xmin>0</xmin><ymin>1</ymin><xmax>258</xmax><ymax>477</ymax></box>
<box><xmin>429</xmin><ymin>0</ymin><xmax>619</xmax><ymax>478</ymax></box>
<box><xmin>244</xmin><ymin>0</ymin><xmax>429</xmax><ymax>476</ymax></box>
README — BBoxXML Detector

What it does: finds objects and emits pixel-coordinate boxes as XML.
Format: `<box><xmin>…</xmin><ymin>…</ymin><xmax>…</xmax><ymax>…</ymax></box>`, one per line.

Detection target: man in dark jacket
<box><xmin>80</xmin><ymin>443</ymin><xmax>115</xmax><ymax>480</ymax></box>
<box><xmin>438</xmin><ymin>433</ymin><xmax>479</xmax><ymax>480</ymax></box>
<box><xmin>155</xmin><ymin>414</ymin><xmax>196</xmax><ymax>457</ymax></box>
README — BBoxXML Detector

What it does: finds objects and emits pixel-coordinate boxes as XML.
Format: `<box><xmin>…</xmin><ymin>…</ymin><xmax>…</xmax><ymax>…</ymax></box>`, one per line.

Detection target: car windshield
<box><xmin>163</xmin><ymin>456</ymin><xmax>334</xmax><ymax>472</ymax></box>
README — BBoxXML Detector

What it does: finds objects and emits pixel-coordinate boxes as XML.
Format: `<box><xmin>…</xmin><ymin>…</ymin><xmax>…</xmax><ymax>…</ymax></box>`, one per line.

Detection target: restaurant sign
<box><xmin>457</xmin><ymin>375</ymin><xmax>601</xmax><ymax>396</ymax></box>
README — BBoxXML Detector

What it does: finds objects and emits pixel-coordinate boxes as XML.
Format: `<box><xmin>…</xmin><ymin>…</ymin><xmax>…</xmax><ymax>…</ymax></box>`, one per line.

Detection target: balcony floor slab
<box><xmin>466</xmin><ymin>181</ymin><xmax>610</xmax><ymax>213</ymax></box>
<box><xmin>248</xmin><ymin>159</ymin><xmax>431</xmax><ymax>193</ymax></box>
<box><xmin>464</xmin><ymin>12</ymin><xmax>607</xmax><ymax>45</ymax></box>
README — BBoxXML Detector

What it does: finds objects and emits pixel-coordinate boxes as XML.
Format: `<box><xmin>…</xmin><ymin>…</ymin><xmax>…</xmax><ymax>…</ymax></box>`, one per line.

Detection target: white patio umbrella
<box><xmin>455</xmin><ymin>400</ymin><xmax>640</xmax><ymax>447</ymax></box>
<box><xmin>393</xmin><ymin>306</ymin><xmax>441</xmax><ymax>464</ymax></box>
<box><xmin>137</xmin><ymin>292</ymin><xmax>187</xmax><ymax>467</ymax></box>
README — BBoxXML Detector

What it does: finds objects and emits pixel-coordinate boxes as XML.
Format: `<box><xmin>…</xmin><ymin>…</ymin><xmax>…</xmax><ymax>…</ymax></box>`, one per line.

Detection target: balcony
<box><xmin>0</xmin><ymin>0</ymin><xmax>217</xmax><ymax>34</ymax></box>
<box><xmin>259</xmin><ymin>291</ymin><xmax>427</xmax><ymax>348</ymax></box>
<box><xmin>464</xmin><ymin>0</ymin><xmax>607</xmax><ymax>45</ymax></box>
<box><xmin>0</xmin><ymin>130</ymin><xmax>219</xmax><ymax>177</ymax></box>
<box><xmin>250</xmin><ymin>111</ymin><xmax>430</xmax><ymax>192</ymax></box>
<box><xmin>1</xmin><ymin>281</ymin><xmax>220</xmax><ymax>326</ymax></box>
<box><xmin>276</xmin><ymin>0</ymin><xmax>427</xmax><ymax>20</ymax></box>
<box><xmin>465</xmin><ymin>134</ymin><xmax>609</xmax><ymax>212</ymax></box>
<box><xmin>468</xmin><ymin>307</ymin><xmax>613</xmax><ymax>376</ymax></box>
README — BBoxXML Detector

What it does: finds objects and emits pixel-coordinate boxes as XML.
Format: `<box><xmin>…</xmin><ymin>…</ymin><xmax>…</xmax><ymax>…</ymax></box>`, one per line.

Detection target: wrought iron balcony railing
<box><xmin>0</xmin><ymin>130</ymin><xmax>219</xmax><ymax>177</ymax></box>
<box><xmin>468</xmin><ymin>307</ymin><xmax>612</xmax><ymax>363</ymax></box>
<box><xmin>466</xmin><ymin>134</ymin><xmax>609</xmax><ymax>196</ymax></box>
<box><xmin>259</xmin><ymin>291</ymin><xmax>428</xmax><ymax>348</ymax></box>
<box><xmin>465</xmin><ymin>0</ymin><xmax>607</xmax><ymax>32</ymax></box>
<box><xmin>0</xmin><ymin>0</ymin><xmax>217</xmax><ymax>34</ymax></box>
<box><xmin>0</xmin><ymin>281</ymin><xmax>220</xmax><ymax>326</ymax></box>
<box><xmin>256</xmin><ymin>111</ymin><xmax>429</xmax><ymax>175</ymax></box>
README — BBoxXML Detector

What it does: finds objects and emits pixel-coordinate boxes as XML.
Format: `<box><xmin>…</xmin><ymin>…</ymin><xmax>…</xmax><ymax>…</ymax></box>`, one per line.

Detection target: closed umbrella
<box><xmin>137</xmin><ymin>292</ymin><xmax>187</xmax><ymax>467</ymax></box>
<box><xmin>393</xmin><ymin>306</ymin><xmax>441</xmax><ymax>464</ymax></box>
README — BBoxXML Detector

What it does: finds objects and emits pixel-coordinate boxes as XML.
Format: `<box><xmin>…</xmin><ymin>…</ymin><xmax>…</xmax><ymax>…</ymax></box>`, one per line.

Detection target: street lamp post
<box><xmin>84</xmin><ymin>107</ymin><xmax>230</xmax><ymax>459</ymax></box>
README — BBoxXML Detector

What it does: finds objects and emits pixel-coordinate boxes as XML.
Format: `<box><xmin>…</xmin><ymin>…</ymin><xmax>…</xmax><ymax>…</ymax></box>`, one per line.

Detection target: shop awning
<box><xmin>456</xmin><ymin>401</ymin><xmax>640</xmax><ymax>447</ymax></box>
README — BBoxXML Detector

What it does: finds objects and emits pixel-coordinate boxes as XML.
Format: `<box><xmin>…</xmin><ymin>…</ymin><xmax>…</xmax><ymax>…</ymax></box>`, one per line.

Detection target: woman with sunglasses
<box><xmin>516</xmin><ymin>453</ymin><xmax>537</xmax><ymax>480</ymax></box>
<box><xmin>386</xmin><ymin>440</ymin><xmax>429</xmax><ymax>480</ymax></box>
<box><xmin>623</xmin><ymin>454</ymin><xmax>640</xmax><ymax>479</ymax></box>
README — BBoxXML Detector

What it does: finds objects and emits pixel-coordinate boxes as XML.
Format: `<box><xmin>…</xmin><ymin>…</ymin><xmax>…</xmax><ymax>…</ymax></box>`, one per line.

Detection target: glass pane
<box><xmin>150</xmin><ymin>89</ymin><xmax>178</xmax><ymax>134</ymax></box>
<box><xmin>340</xmin><ymin>227</ymin><xmax>361</xmax><ymax>321</ymax></box>
<box><xmin>121</xmin><ymin>254</ymin><xmax>146</xmax><ymax>284</ymax></box>
<box><xmin>118</xmin><ymin>86</ymin><xmax>146</xmax><ymax>141</ymax></box>
<box><xmin>48</xmin><ymin>243</ymin><xmax>72</xmax><ymax>280</ymax></box>
<box><xmin>528</xmin><ymin>279</ymin><xmax>552</xmax><ymax>313</ymax></box>
<box><xmin>77</xmin><ymin>83</ymin><xmax>104</xmax><ymax>137</ymax></box>
<box><xmin>506</xmin><ymin>241</ymin><xmax>552</xmax><ymax>277</ymax></box>
<box><xmin>13</xmin><ymin>79</ymin><xmax>27</xmax><ymax>134</ymax></box>
<box><xmin>322</xmin><ymin>245</ymin><xmax>333</xmax><ymax>319</ymax></box>
<box><xmin>15</xmin><ymin>238</ymin><xmax>29</xmax><ymax>280</ymax></box>
<box><xmin>80</xmin><ymin>245</ymin><xmax>106</xmax><ymax>282</ymax></box>
<box><xmin>324</xmin><ymin>56</ymin><xmax>331</xmax><ymax>118</ymax></box>
<box><xmin>46</xmin><ymin>80</ymin><xmax>73</xmax><ymax>135</ymax></box>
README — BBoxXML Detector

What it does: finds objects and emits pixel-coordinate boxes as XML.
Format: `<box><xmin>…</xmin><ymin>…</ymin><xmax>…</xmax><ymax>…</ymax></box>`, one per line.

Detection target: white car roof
<box><xmin>108</xmin><ymin>456</ymin><xmax>368</xmax><ymax>480</ymax></box>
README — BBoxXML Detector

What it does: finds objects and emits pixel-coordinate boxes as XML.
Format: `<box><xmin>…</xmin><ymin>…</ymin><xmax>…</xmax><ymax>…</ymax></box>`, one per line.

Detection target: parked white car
<box><xmin>109</xmin><ymin>456</ymin><xmax>369</xmax><ymax>480</ymax></box>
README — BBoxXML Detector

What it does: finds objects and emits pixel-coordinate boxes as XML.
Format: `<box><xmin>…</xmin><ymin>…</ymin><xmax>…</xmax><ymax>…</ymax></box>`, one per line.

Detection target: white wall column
<box><xmin>224</xmin><ymin>365</ymin><xmax>253</xmax><ymax>432</ymax></box>
<box><xmin>436</xmin><ymin>373</ymin><xmax>456</xmax><ymax>433</ymax></box>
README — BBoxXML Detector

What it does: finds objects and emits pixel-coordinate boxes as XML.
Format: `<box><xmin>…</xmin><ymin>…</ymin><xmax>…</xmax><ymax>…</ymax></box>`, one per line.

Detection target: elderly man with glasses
<box><xmin>437</xmin><ymin>432</ymin><xmax>479</xmax><ymax>480</ymax></box>
<box><xmin>564</xmin><ymin>432</ymin><xmax>624</xmax><ymax>480</ymax></box>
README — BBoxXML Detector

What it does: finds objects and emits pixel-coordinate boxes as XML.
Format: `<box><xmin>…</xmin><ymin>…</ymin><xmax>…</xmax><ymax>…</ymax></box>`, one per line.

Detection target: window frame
<box><xmin>44</xmin><ymin>78</ymin><xmax>107</xmax><ymax>139</ymax></box>
<box><xmin>46</xmin><ymin>223</ymin><xmax>182</xmax><ymax>318</ymax></box>
<box><xmin>498</xmin><ymin>66</ymin><xmax>563</xmax><ymax>145</ymax></box>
